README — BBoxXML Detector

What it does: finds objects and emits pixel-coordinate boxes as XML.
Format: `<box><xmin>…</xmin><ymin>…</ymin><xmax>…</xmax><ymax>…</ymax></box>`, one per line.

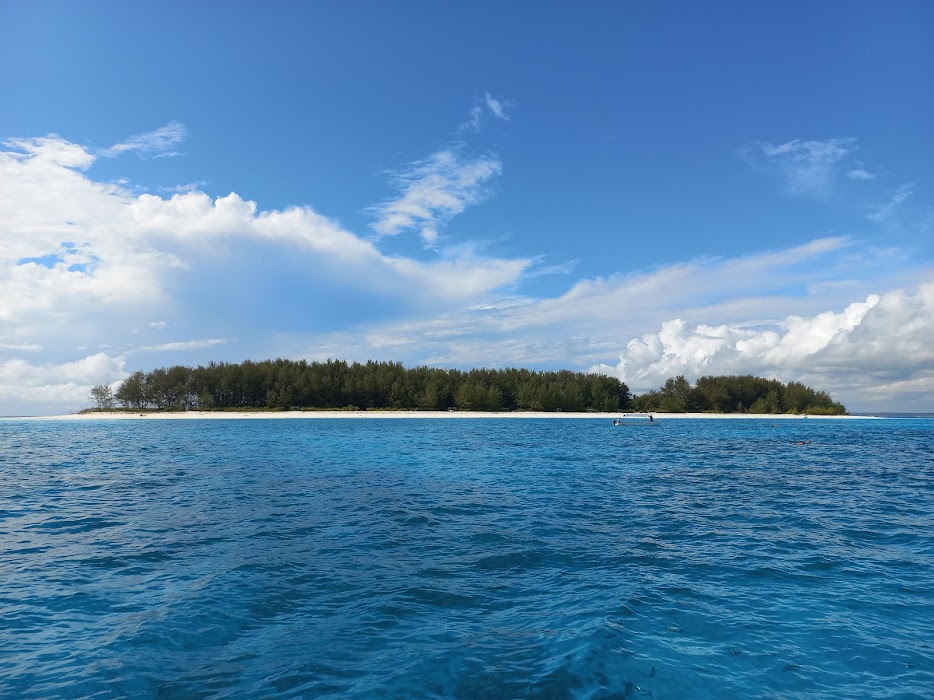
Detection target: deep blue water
<box><xmin>1</xmin><ymin>417</ymin><xmax>932</xmax><ymax>699</ymax></box>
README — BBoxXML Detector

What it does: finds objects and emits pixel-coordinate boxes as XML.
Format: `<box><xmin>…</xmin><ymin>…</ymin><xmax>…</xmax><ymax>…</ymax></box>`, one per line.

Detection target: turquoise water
<box><xmin>1</xmin><ymin>417</ymin><xmax>932</xmax><ymax>699</ymax></box>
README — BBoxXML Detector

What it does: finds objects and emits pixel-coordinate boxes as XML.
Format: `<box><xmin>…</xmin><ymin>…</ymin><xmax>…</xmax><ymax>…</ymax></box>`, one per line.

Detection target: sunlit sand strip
<box><xmin>15</xmin><ymin>411</ymin><xmax>876</xmax><ymax>420</ymax></box>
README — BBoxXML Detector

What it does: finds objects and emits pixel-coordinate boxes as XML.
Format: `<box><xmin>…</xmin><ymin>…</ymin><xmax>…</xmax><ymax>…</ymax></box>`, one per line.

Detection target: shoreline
<box><xmin>9</xmin><ymin>410</ymin><xmax>876</xmax><ymax>421</ymax></box>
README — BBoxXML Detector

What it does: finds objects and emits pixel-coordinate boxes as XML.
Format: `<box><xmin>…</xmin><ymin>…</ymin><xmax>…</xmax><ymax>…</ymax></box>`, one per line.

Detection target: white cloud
<box><xmin>0</xmin><ymin>133</ymin><xmax>532</xmax><ymax>413</ymax></box>
<box><xmin>468</xmin><ymin>296</ymin><xmax>535</xmax><ymax>311</ymax></box>
<box><xmin>4</xmin><ymin>135</ymin><xmax>97</xmax><ymax>169</ymax></box>
<box><xmin>847</xmin><ymin>167</ymin><xmax>876</xmax><ymax>180</ymax></box>
<box><xmin>0</xmin><ymin>342</ymin><xmax>43</xmax><ymax>352</ymax></box>
<box><xmin>460</xmin><ymin>92</ymin><xmax>511</xmax><ymax>132</ymax></box>
<box><xmin>484</xmin><ymin>93</ymin><xmax>509</xmax><ymax>121</ymax></box>
<box><xmin>524</xmin><ymin>258</ymin><xmax>578</xmax><ymax>278</ymax></box>
<box><xmin>479</xmin><ymin>237</ymin><xmax>860</xmax><ymax>335</ymax></box>
<box><xmin>371</xmin><ymin>149</ymin><xmax>502</xmax><ymax>245</ymax></box>
<box><xmin>592</xmin><ymin>281</ymin><xmax>934</xmax><ymax>410</ymax></box>
<box><xmin>0</xmin><ymin>352</ymin><xmax>126</xmax><ymax>415</ymax></box>
<box><xmin>141</xmin><ymin>338</ymin><xmax>230</xmax><ymax>352</ymax></box>
<box><xmin>372</xmin><ymin>96</ymin><xmax>509</xmax><ymax>245</ymax></box>
<box><xmin>463</xmin><ymin>107</ymin><xmax>484</xmax><ymax>133</ymax></box>
<box><xmin>161</xmin><ymin>180</ymin><xmax>209</xmax><ymax>194</ymax></box>
<box><xmin>752</xmin><ymin>137</ymin><xmax>858</xmax><ymax>197</ymax></box>
<box><xmin>296</xmin><ymin>240</ymin><xmax>932</xmax><ymax>411</ymax></box>
<box><xmin>867</xmin><ymin>181</ymin><xmax>915</xmax><ymax>222</ymax></box>
<box><xmin>101</xmin><ymin>121</ymin><xmax>188</xmax><ymax>158</ymax></box>
<box><xmin>0</xmin><ymin>136</ymin><xmax>527</xmax><ymax>326</ymax></box>
<box><xmin>2</xmin><ymin>128</ymin><xmax>931</xmax><ymax>415</ymax></box>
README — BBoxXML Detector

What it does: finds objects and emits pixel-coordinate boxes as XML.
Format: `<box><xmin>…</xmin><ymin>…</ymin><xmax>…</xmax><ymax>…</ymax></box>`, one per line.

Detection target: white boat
<box><xmin>612</xmin><ymin>413</ymin><xmax>657</xmax><ymax>426</ymax></box>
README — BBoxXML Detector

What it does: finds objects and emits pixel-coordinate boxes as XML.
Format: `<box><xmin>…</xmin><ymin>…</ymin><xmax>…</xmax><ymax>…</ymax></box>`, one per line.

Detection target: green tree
<box><xmin>658</xmin><ymin>375</ymin><xmax>692</xmax><ymax>412</ymax></box>
<box><xmin>89</xmin><ymin>384</ymin><xmax>115</xmax><ymax>410</ymax></box>
<box><xmin>455</xmin><ymin>381</ymin><xmax>502</xmax><ymax>411</ymax></box>
<box><xmin>634</xmin><ymin>374</ymin><xmax>846</xmax><ymax>415</ymax></box>
<box><xmin>115</xmin><ymin>371</ymin><xmax>146</xmax><ymax>408</ymax></box>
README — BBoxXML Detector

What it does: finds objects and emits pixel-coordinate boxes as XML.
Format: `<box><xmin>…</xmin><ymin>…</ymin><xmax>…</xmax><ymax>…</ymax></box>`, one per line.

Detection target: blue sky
<box><xmin>1</xmin><ymin>1</ymin><xmax>932</xmax><ymax>414</ymax></box>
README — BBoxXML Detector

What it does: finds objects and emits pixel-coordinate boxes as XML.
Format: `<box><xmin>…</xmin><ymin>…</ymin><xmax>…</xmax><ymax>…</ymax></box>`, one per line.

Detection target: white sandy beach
<box><xmin>15</xmin><ymin>410</ymin><xmax>874</xmax><ymax>421</ymax></box>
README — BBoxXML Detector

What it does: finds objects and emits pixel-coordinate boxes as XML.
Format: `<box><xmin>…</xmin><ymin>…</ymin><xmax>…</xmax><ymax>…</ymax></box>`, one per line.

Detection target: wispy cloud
<box><xmin>369</xmin><ymin>94</ymin><xmax>510</xmax><ymax>246</ymax></box>
<box><xmin>750</xmin><ymin>137</ymin><xmax>858</xmax><ymax>197</ymax></box>
<box><xmin>0</xmin><ymin>342</ymin><xmax>43</xmax><ymax>352</ymax></box>
<box><xmin>460</xmin><ymin>92</ymin><xmax>511</xmax><ymax>132</ymax></box>
<box><xmin>102</xmin><ymin>121</ymin><xmax>187</xmax><ymax>158</ymax></box>
<box><xmin>867</xmin><ymin>181</ymin><xmax>915</xmax><ymax>222</ymax></box>
<box><xmin>847</xmin><ymin>167</ymin><xmax>876</xmax><ymax>180</ymax></box>
<box><xmin>371</xmin><ymin>149</ymin><xmax>502</xmax><ymax>245</ymax></box>
<box><xmin>524</xmin><ymin>258</ymin><xmax>578</xmax><ymax>278</ymax></box>
<box><xmin>484</xmin><ymin>93</ymin><xmax>509</xmax><ymax>121</ymax></box>
<box><xmin>141</xmin><ymin>338</ymin><xmax>230</xmax><ymax>352</ymax></box>
<box><xmin>161</xmin><ymin>180</ymin><xmax>208</xmax><ymax>194</ymax></box>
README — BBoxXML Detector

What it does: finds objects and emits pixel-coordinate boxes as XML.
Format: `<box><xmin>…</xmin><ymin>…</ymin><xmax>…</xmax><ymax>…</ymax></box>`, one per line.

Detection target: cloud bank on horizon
<box><xmin>1</xmin><ymin>3</ymin><xmax>931</xmax><ymax>415</ymax></box>
<box><xmin>1</xmin><ymin>120</ymin><xmax>931</xmax><ymax>415</ymax></box>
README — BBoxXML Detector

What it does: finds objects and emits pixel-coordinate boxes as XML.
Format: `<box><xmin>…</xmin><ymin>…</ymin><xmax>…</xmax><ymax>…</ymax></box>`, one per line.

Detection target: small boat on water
<box><xmin>612</xmin><ymin>413</ymin><xmax>657</xmax><ymax>426</ymax></box>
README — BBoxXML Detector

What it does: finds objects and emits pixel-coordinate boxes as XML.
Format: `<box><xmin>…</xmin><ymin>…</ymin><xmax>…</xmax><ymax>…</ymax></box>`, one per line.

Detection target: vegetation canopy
<box><xmin>91</xmin><ymin>361</ymin><xmax>846</xmax><ymax>415</ymax></box>
<box><xmin>95</xmin><ymin>360</ymin><xmax>631</xmax><ymax>413</ymax></box>
<box><xmin>632</xmin><ymin>374</ymin><xmax>847</xmax><ymax>415</ymax></box>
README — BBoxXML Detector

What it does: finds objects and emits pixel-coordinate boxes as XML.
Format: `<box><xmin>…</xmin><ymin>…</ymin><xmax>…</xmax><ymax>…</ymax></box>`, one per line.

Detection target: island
<box><xmin>86</xmin><ymin>360</ymin><xmax>847</xmax><ymax>416</ymax></box>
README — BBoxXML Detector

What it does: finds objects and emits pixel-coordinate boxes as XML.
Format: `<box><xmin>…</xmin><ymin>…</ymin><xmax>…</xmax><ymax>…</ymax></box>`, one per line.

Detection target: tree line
<box><xmin>631</xmin><ymin>374</ymin><xmax>847</xmax><ymax>415</ymax></box>
<box><xmin>89</xmin><ymin>361</ymin><xmax>846</xmax><ymax>415</ymax></box>
<box><xmin>90</xmin><ymin>359</ymin><xmax>632</xmax><ymax>413</ymax></box>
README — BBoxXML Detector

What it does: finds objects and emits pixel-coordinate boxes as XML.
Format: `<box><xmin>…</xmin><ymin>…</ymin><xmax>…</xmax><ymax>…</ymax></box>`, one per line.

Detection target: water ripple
<box><xmin>1</xmin><ymin>417</ymin><xmax>932</xmax><ymax>698</ymax></box>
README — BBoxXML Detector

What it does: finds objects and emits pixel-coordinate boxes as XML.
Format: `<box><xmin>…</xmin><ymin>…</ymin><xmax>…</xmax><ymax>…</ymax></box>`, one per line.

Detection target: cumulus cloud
<box><xmin>371</xmin><ymin>149</ymin><xmax>502</xmax><ymax>245</ymax></box>
<box><xmin>0</xmin><ymin>136</ymin><xmax>527</xmax><ymax>327</ymax></box>
<box><xmin>751</xmin><ymin>137</ymin><xmax>858</xmax><ymax>197</ymax></box>
<box><xmin>4</xmin><ymin>135</ymin><xmax>96</xmax><ymax>169</ymax></box>
<box><xmin>592</xmin><ymin>282</ymin><xmax>934</xmax><ymax>409</ymax></box>
<box><xmin>0</xmin><ymin>132</ymin><xmax>532</xmax><ymax>413</ymax></box>
<box><xmin>0</xmin><ymin>353</ymin><xmax>126</xmax><ymax>415</ymax></box>
<box><xmin>101</xmin><ymin>121</ymin><xmax>188</xmax><ymax>158</ymax></box>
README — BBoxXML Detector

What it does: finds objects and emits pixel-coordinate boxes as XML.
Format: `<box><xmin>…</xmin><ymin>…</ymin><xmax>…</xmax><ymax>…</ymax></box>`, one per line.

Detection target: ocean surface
<box><xmin>1</xmin><ymin>417</ymin><xmax>932</xmax><ymax>699</ymax></box>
